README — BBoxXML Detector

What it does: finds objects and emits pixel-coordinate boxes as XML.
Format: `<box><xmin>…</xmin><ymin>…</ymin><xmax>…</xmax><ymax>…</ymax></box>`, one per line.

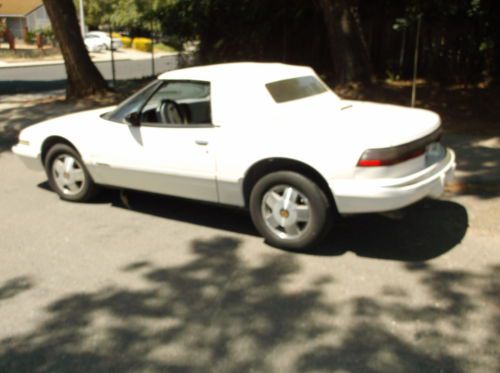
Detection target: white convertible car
<box><xmin>13</xmin><ymin>62</ymin><xmax>455</xmax><ymax>250</ymax></box>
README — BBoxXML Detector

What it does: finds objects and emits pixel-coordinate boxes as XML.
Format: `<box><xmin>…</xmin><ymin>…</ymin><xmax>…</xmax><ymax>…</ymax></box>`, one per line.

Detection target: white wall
<box><xmin>26</xmin><ymin>6</ymin><xmax>51</xmax><ymax>31</ymax></box>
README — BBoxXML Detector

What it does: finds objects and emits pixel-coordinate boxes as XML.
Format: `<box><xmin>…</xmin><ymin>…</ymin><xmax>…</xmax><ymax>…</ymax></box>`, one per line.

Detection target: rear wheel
<box><xmin>249</xmin><ymin>171</ymin><xmax>332</xmax><ymax>250</ymax></box>
<box><xmin>45</xmin><ymin>144</ymin><xmax>98</xmax><ymax>202</ymax></box>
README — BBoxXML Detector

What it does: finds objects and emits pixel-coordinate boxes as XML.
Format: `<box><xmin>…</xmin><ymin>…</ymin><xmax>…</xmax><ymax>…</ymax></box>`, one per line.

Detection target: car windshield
<box><xmin>266</xmin><ymin>76</ymin><xmax>328</xmax><ymax>103</ymax></box>
<box><xmin>102</xmin><ymin>80</ymin><xmax>161</xmax><ymax>123</ymax></box>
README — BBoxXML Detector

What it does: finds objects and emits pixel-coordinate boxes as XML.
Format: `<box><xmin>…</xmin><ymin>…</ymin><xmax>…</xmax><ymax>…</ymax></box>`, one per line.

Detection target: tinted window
<box><xmin>103</xmin><ymin>80</ymin><xmax>161</xmax><ymax>123</ymax></box>
<box><xmin>266</xmin><ymin>76</ymin><xmax>327</xmax><ymax>103</ymax></box>
<box><xmin>141</xmin><ymin>81</ymin><xmax>211</xmax><ymax>125</ymax></box>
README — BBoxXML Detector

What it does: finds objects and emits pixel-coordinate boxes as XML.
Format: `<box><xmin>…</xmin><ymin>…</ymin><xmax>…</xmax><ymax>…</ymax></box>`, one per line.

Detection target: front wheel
<box><xmin>249</xmin><ymin>171</ymin><xmax>332</xmax><ymax>250</ymax></box>
<box><xmin>45</xmin><ymin>144</ymin><xmax>98</xmax><ymax>202</ymax></box>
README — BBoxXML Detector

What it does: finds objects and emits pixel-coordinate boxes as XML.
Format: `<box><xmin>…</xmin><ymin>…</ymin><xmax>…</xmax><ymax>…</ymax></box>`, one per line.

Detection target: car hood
<box><xmin>20</xmin><ymin>106</ymin><xmax>116</xmax><ymax>140</ymax></box>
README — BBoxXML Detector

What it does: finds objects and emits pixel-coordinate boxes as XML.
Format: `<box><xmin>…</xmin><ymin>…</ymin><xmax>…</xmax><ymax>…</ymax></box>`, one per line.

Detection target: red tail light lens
<box><xmin>357</xmin><ymin>128</ymin><xmax>441</xmax><ymax>167</ymax></box>
<box><xmin>357</xmin><ymin>148</ymin><xmax>426</xmax><ymax>167</ymax></box>
<box><xmin>357</xmin><ymin>159</ymin><xmax>383</xmax><ymax>167</ymax></box>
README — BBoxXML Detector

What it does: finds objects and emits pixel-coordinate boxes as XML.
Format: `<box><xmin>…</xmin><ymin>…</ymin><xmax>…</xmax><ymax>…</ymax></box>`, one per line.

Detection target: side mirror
<box><xmin>125</xmin><ymin>112</ymin><xmax>140</xmax><ymax>126</ymax></box>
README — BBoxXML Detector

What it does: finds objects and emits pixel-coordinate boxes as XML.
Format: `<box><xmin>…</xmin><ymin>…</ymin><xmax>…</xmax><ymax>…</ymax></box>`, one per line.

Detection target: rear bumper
<box><xmin>12</xmin><ymin>144</ymin><xmax>44</xmax><ymax>171</ymax></box>
<box><xmin>331</xmin><ymin>148</ymin><xmax>456</xmax><ymax>214</ymax></box>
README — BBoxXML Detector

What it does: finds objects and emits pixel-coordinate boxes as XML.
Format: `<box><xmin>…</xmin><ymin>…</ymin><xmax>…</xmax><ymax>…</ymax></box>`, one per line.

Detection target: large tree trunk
<box><xmin>43</xmin><ymin>0</ymin><xmax>108</xmax><ymax>99</ymax></box>
<box><xmin>316</xmin><ymin>0</ymin><xmax>373</xmax><ymax>85</ymax></box>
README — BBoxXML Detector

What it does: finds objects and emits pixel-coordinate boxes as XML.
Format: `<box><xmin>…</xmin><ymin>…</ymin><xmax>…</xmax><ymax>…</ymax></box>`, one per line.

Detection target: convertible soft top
<box><xmin>158</xmin><ymin>62</ymin><xmax>316</xmax><ymax>85</ymax></box>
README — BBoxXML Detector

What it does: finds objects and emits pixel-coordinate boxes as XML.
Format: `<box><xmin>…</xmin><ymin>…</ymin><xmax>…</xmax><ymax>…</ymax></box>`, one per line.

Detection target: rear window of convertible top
<box><xmin>265</xmin><ymin>76</ymin><xmax>327</xmax><ymax>103</ymax></box>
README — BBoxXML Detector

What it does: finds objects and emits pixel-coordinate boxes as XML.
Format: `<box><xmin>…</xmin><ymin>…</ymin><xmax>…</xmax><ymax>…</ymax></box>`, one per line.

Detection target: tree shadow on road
<box><xmin>105</xmin><ymin>189</ymin><xmax>468</xmax><ymax>262</ymax></box>
<box><xmin>0</xmin><ymin>277</ymin><xmax>34</xmax><ymax>303</ymax></box>
<box><xmin>316</xmin><ymin>197</ymin><xmax>468</xmax><ymax>261</ymax></box>
<box><xmin>35</xmin><ymin>179</ymin><xmax>468</xmax><ymax>263</ymax></box>
<box><xmin>0</xmin><ymin>236</ymin><xmax>497</xmax><ymax>372</ymax></box>
<box><xmin>442</xmin><ymin>134</ymin><xmax>500</xmax><ymax>199</ymax></box>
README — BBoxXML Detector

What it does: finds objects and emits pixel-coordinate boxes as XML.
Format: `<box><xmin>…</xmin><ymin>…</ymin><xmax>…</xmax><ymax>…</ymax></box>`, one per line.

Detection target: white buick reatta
<box><xmin>13</xmin><ymin>62</ymin><xmax>455</xmax><ymax>250</ymax></box>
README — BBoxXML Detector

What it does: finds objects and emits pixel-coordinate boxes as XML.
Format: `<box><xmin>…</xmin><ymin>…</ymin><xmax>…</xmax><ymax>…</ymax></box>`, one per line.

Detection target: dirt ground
<box><xmin>337</xmin><ymin>82</ymin><xmax>500</xmax><ymax>135</ymax></box>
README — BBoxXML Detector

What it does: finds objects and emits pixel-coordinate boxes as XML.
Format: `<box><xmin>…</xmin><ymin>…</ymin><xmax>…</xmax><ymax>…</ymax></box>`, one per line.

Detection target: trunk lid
<box><xmin>338</xmin><ymin>100</ymin><xmax>441</xmax><ymax>148</ymax></box>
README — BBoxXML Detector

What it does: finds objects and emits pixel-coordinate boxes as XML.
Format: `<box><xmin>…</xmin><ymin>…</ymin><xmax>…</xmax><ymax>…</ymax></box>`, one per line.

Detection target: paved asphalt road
<box><xmin>0</xmin><ymin>150</ymin><xmax>498</xmax><ymax>372</ymax></box>
<box><xmin>0</xmin><ymin>55</ymin><xmax>179</xmax><ymax>93</ymax></box>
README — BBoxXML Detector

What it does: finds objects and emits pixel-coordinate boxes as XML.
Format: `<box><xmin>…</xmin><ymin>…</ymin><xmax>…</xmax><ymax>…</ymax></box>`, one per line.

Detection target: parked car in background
<box><xmin>83</xmin><ymin>34</ymin><xmax>105</xmax><ymax>52</ymax></box>
<box><xmin>86</xmin><ymin>31</ymin><xmax>123</xmax><ymax>50</ymax></box>
<box><xmin>12</xmin><ymin>63</ymin><xmax>455</xmax><ymax>250</ymax></box>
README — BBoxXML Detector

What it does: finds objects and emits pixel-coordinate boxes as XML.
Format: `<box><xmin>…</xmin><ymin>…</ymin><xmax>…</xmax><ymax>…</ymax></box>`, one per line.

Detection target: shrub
<box><xmin>24</xmin><ymin>31</ymin><xmax>36</xmax><ymax>45</ymax></box>
<box><xmin>39</xmin><ymin>28</ymin><xmax>53</xmax><ymax>39</ymax></box>
<box><xmin>121</xmin><ymin>36</ymin><xmax>132</xmax><ymax>48</ymax></box>
<box><xmin>132</xmin><ymin>37</ymin><xmax>153</xmax><ymax>52</ymax></box>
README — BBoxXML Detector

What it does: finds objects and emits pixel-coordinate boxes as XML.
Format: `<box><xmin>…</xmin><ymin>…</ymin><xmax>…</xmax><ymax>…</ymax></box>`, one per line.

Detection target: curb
<box><xmin>0</xmin><ymin>59</ymin><xmax>119</xmax><ymax>69</ymax></box>
<box><xmin>0</xmin><ymin>53</ymin><xmax>178</xmax><ymax>70</ymax></box>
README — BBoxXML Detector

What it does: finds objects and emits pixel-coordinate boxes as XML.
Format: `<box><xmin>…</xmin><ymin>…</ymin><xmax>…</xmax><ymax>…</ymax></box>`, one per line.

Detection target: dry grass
<box><xmin>0</xmin><ymin>47</ymin><xmax>61</xmax><ymax>62</ymax></box>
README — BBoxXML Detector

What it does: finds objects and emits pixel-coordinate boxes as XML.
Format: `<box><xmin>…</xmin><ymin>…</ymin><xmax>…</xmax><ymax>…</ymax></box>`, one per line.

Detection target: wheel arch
<box><xmin>242</xmin><ymin>157</ymin><xmax>337</xmax><ymax>211</ymax></box>
<box><xmin>41</xmin><ymin>136</ymin><xmax>80</xmax><ymax>166</ymax></box>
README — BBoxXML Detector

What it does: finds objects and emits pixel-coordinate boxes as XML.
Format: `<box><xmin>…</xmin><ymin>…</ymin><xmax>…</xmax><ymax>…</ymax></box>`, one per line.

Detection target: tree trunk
<box><xmin>42</xmin><ymin>0</ymin><xmax>108</xmax><ymax>99</ymax></box>
<box><xmin>316</xmin><ymin>0</ymin><xmax>373</xmax><ymax>85</ymax></box>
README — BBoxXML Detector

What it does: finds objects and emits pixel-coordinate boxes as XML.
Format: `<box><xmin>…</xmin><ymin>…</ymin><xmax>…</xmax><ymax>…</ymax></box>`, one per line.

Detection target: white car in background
<box><xmin>86</xmin><ymin>31</ymin><xmax>123</xmax><ymax>50</ymax></box>
<box><xmin>12</xmin><ymin>63</ymin><xmax>455</xmax><ymax>250</ymax></box>
<box><xmin>83</xmin><ymin>34</ymin><xmax>105</xmax><ymax>53</ymax></box>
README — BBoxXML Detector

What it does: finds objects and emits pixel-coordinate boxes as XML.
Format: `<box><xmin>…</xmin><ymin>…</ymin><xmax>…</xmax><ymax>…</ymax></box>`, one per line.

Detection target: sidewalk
<box><xmin>0</xmin><ymin>48</ymin><xmax>178</xmax><ymax>69</ymax></box>
<box><xmin>1</xmin><ymin>91</ymin><xmax>499</xmax><ymax>194</ymax></box>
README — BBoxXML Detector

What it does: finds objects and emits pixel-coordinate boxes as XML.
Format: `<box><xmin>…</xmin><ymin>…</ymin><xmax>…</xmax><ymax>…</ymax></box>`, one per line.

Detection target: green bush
<box><xmin>132</xmin><ymin>37</ymin><xmax>153</xmax><ymax>52</ymax></box>
<box><xmin>39</xmin><ymin>28</ymin><xmax>54</xmax><ymax>40</ymax></box>
<box><xmin>24</xmin><ymin>31</ymin><xmax>36</xmax><ymax>45</ymax></box>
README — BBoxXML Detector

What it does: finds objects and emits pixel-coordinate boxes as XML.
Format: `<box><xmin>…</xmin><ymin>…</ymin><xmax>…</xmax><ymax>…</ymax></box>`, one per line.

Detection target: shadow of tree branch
<box><xmin>0</xmin><ymin>277</ymin><xmax>34</xmax><ymax>302</ymax></box>
<box><xmin>91</xmin><ymin>188</ymin><xmax>468</xmax><ymax>262</ymax></box>
<box><xmin>0</xmin><ymin>237</ymin><xmax>497</xmax><ymax>372</ymax></box>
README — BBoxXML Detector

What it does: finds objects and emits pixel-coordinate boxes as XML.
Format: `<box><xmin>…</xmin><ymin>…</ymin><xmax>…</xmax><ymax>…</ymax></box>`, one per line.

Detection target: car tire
<box><xmin>45</xmin><ymin>144</ymin><xmax>98</xmax><ymax>202</ymax></box>
<box><xmin>249</xmin><ymin>171</ymin><xmax>332</xmax><ymax>250</ymax></box>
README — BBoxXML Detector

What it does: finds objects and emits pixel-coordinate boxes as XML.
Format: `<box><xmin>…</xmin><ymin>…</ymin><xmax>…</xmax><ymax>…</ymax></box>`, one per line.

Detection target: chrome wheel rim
<box><xmin>261</xmin><ymin>185</ymin><xmax>311</xmax><ymax>240</ymax></box>
<box><xmin>52</xmin><ymin>154</ymin><xmax>86</xmax><ymax>196</ymax></box>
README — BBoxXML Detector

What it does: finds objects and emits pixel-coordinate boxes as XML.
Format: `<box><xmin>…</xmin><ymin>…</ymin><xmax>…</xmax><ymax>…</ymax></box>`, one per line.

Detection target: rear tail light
<box><xmin>357</xmin><ymin>148</ymin><xmax>426</xmax><ymax>167</ymax></box>
<box><xmin>357</xmin><ymin>128</ymin><xmax>441</xmax><ymax>167</ymax></box>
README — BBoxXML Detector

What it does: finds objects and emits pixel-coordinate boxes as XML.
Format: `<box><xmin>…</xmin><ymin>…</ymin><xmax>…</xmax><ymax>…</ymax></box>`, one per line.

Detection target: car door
<box><xmin>87</xmin><ymin>81</ymin><xmax>160</xmax><ymax>189</ymax></box>
<box><xmin>88</xmin><ymin>118</ymin><xmax>151</xmax><ymax>190</ymax></box>
<box><xmin>132</xmin><ymin>80</ymin><xmax>219</xmax><ymax>202</ymax></box>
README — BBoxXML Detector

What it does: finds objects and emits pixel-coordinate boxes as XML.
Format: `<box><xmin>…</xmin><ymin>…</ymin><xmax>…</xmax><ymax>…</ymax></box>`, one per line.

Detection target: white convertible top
<box><xmin>158</xmin><ymin>62</ymin><xmax>316</xmax><ymax>85</ymax></box>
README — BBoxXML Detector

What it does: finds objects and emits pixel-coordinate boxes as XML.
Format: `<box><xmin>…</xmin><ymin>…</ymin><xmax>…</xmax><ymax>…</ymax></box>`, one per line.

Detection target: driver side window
<box><xmin>141</xmin><ymin>81</ymin><xmax>212</xmax><ymax>126</ymax></box>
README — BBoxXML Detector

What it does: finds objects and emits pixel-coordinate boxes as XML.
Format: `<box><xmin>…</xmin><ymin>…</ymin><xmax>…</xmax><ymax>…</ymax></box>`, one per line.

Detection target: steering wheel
<box><xmin>157</xmin><ymin>99</ymin><xmax>187</xmax><ymax>125</ymax></box>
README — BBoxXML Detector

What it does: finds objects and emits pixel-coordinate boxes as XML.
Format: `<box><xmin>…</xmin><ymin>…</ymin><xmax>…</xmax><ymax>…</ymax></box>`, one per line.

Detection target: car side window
<box><xmin>103</xmin><ymin>80</ymin><xmax>162</xmax><ymax>124</ymax></box>
<box><xmin>140</xmin><ymin>81</ymin><xmax>212</xmax><ymax>127</ymax></box>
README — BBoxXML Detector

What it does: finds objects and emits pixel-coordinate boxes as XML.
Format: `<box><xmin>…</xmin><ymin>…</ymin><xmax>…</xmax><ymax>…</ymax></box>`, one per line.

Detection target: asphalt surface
<box><xmin>0</xmin><ymin>150</ymin><xmax>498</xmax><ymax>372</ymax></box>
<box><xmin>0</xmin><ymin>55</ymin><xmax>179</xmax><ymax>94</ymax></box>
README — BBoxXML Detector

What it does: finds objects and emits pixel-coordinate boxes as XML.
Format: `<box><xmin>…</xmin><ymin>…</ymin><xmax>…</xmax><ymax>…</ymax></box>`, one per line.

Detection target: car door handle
<box><xmin>195</xmin><ymin>140</ymin><xmax>209</xmax><ymax>146</ymax></box>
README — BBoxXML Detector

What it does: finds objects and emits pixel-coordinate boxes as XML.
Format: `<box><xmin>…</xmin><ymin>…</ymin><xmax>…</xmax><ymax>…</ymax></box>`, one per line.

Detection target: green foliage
<box><xmin>82</xmin><ymin>0</ymin><xmax>175</xmax><ymax>29</ymax></box>
<box><xmin>155</xmin><ymin>42</ymin><xmax>177</xmax><ymax>53</ymax></box>
<box><xmin>77</xmin><ymin>0</ymin><xmax>500</xmax><ymax>84</ymax></box>
<box><xmin>39</xmin><ymin>28</ymin><xmax>54</xmax><ymax>40</ymax></box>
<box><xmin>24</xmin><ymin>31</ymin><xmax>36</xmax><ymax>45</ymax></box>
